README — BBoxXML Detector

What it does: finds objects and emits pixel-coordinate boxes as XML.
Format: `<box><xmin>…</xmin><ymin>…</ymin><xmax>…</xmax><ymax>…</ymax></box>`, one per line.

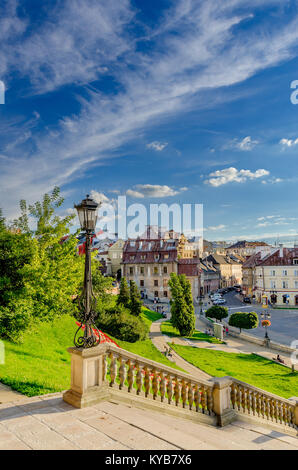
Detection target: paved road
<box><xmin>196</xmin><ymin>291</ymin><xmax>298</xmax><ymax>347</ymax></box>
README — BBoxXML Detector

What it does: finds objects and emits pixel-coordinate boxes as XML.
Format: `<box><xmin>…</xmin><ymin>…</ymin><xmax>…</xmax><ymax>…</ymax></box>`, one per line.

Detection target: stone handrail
<box><xmin>103</xmin><ymin>343</ymin><xmax>215</xmax><ymax>415</ymax></box>
<box><xmin>64</xmin><ymin>343</ymin><xmax>297</xmax><ymax>431</ymax></box>
<box><xmin>229</xmin><ymin>377</ymin><xmax>297</xmax><ymax>430</ymax></box>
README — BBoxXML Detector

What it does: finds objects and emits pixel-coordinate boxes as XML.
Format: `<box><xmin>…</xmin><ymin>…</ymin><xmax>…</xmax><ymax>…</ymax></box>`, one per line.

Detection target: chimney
<box><xmin>279</xmin><ymin>243</ymin><xmax>283</xmax><ymax>257</ymax></box>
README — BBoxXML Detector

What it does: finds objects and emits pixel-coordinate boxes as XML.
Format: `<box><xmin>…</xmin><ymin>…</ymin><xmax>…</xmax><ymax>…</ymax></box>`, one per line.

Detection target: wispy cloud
<box><xmin>126</xmin><ymin>184</ymin><xmax>183</xmax><ymax>198</ymax></box>
<box><xmin>205</xmin><ymin>167</ymin><xmax>270</xmax><ymax>187</ymax></box>
<box><xmin>225</xmin><ymin>136</ymin><xmax>259</xmax><ymax>151</ymax></box>
<box><xmin>279</xmin><ymin>138</ymin><xmax>298</xmax><ymax>147</ymax></box>
<box><xmin>147</xmin><ymin>141</ymin><xmax>168</xmax><ymax>152</ymax></box>
<box><xmin>2</xmin><ymin>1</ymin><xmax>298</xmax><ymax>216</ymax></box>
<box><xmin>206</xmin><ymin>224</ymin><xmax>226</xmax><ymax>231</ymax></box>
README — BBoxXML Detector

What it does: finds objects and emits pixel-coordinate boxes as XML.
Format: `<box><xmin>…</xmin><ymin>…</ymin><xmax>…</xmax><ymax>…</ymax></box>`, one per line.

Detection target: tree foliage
<box><xmin>206</xmin><ymin>305</ymin><xmax>228</xmax><ymax>322</ymax></box>
<box><xmin>168</xmin><ymin>273</ymin><xmax>195</xmax><ymax>336</ymax></box>
<box><xmin>228</xmin><ymin>311</ymin><xmax>259</xmax><ymax>333</ymax></box>
<box><xmin>117</xmin><ymin>277</ymin><xmax>130</xmax><ymax>308</ymax></box>
<box><xmin>129</xmin><ymin>280</ymin><xmax>142</xmax><ymax>317</ymax></box>
<box><xmin>97</xmin><ymin>305</ymin><xmax>147</xmax><ymax>343</ymax></box>
<box><xmin>0</xmin><ymin>187</ymin><xmax>112</xmax><ymax>342</ymax></box>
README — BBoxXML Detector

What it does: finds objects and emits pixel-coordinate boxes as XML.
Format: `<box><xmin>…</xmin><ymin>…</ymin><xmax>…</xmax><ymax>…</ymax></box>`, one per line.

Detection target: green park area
<box><xmin>170</xmin><ymin>344</ymin><xmax>298</xmax><ymax>399</ymax></box>
<box><xmin>160</xmin><ymin>320</ymin><xmax>223</xmax><ymax>344</ymax></box>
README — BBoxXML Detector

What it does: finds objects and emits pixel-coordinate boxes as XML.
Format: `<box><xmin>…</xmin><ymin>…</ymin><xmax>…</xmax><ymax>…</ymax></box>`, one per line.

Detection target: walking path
<box><xmin>1</xmin><ymin>394</ymin><xmax>297</xmax><ymax>450</ymax></box>
<box><xmin>0</xmin><ymin>383</ymin><xmax>23</xmax><ymax>405</ymax></box>
<box><xmin>149</xmin><ymin>318</ymin><xmax>297</xmax><ymax>381</ymax></box>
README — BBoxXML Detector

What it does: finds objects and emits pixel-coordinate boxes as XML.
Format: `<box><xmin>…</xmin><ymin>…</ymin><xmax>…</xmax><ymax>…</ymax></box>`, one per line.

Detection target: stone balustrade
<box><xmin>229</xmin><ymin>377</ymin><xmax>297</xmax><ymax>431</ymax></box>
<box><xmin>63</xmin><ymin>343</ymin><xmax>298</xmax><ymax>433</ymax></box>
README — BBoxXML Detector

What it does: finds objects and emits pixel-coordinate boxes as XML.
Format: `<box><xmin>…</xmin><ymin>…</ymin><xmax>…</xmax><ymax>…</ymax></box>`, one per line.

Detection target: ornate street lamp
<box><xmin>74</xmin><ymin>195</ymin><xmax>100</xmax><ymax>349</ymax></box>
<box><xmin>261</xmin><ymin>312</ymin><xmax>271</xmax><ymax>340</ymax></box>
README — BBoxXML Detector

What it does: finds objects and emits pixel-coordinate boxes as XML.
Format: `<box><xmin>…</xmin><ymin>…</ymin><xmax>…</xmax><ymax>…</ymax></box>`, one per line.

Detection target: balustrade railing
<box><xmin>230</xmin><ymin>378</ymin><xmax>297</xmax><ymax>430</ymax></box>
<box><xmin>103</xmin><ymin>345</ymin><xmax>215</xmax><ymax>415</ymax></box>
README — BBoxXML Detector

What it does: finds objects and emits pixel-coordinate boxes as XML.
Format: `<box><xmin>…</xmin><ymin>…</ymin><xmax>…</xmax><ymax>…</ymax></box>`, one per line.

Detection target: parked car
<box><xmin>243</xmin><ymin>297</ymin><xmax>251</xmax><ymax>304</ymax></box>
<box><xmin>210</xmin><ymin>294</ymin><xmax>222</xmax><ymax>301</ymax></box>
<box><xmin>213</xmin><ymin>298</ymin><xmax>226</xmax><ymax>305</ymax></box>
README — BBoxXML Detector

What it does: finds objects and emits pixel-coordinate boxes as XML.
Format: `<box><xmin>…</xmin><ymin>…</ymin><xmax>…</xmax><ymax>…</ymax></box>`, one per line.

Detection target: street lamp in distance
<box><xmin>74</xmin><ymin>195</ymin><xmax>100</xmax><ymax>349</ymax></box>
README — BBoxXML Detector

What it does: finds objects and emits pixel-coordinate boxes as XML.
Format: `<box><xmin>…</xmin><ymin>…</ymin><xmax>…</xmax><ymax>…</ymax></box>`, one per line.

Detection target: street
<box><xmin>196</xmin><ymin>291</ymin><xmax>298</xmax><ymax>347</ymax></box>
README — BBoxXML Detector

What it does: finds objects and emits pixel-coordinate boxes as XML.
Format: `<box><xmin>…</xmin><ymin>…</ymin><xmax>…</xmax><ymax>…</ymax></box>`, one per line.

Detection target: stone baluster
<box><xmin>255</xmin><ymin>392</ymin><xmax>261</xmax><ymax>417</ymax></box>
<box><xmin>207</xmin><ymin>387</ymin><xmax>213</xmax><ymax>415</ymax></box>
<box><xmin>274</xmin><ymin>399</ymin><xmax>279</xmax><ymax>423</ymax></box>
<box><xmin>152</xmin><ymin>369</ymin><xmax>158</xmax><ymax>400</ymax></box>
<box><xmin>102</xmin><ymin>354</ymin><xmax>107</xmax><ymax>383</ymax></box>
<box><xmin>282</xmin><ymin>403</ymin><xmax>287</xmax><ymax>425</ymax></box>
<box><xmin>127</xmin><ymin>360</ymin><xmax>134</xmax><ymax>393</ymax></box>
<box><xmin>174</xmin><ymin>377</ymin><xmax>180</xmax><ymax>406</ymax></box>
<box><xmin>251</xmin><ymin>391</ymin><xmax>257</xmax><ymax>416</ymax></box>
<box><xmin>260</xmin><ymin>394</ymin><xmax>265</xmax><ymax>419</ymax></box>
<box><xmin>144</xmin><ymin>367</ymin><xmax>150</xmax><ymax>398</ymax></box>
<box><xmin>118</xmin><ymin>356</ymin><xmax>126</xmax><ymax>390</ymax></box>
<box><xmin>269</xmin><ymin>398</ymin><xmax>275</xmax><ymax>422</ymax></box>
<box><xmin>109</xmin><ymin>353</ymin><xmax>117</xmax><ymax>387</ymax></box>
<box><xmin>159</xmin><ymin>372</ymin><xmax>166</xmax><ymax>402</ymax></box>
<box><xmin>181</xmin><ymin>379</ymin><xmax>187</xmax><ymax>408</ymax></box>
<box><xmin>236</xmin><ymin>385</ymin><xmax>241</xmax><ymax>411</ymax></box>
<box><xmin>194</xmin><ymin>385</ymin><xmax>200</xmax><ymax>412</ymax></box>
<box><xmin>201</xmin><ymin>385</ymin><xmax>207</xmax><ymax>413</ymax></box>
<box><xmin>230</xmin><ymin>383</ymin><xmax>236</xmax><ymax>409</ymax></box>
<box><xmin>246</xmin><ymin>389</ymin><xmax>251</xmax><ymax>415</ymax></box>
<box><xmin>264</xmin><ymin>397</ymin><xmax>270</xmax><ymax>420</ymax></box>
<box><xmin>188</xmin><ymin>382</ymin><xmax>194</xmax><ymax>411</ymax></box>
<box><xmin>136</xmin><ymin>363</ymin><xmax>143</xmax><ymax>395</ymax></box>
<box><xmin>241</xmin><ymin>387</ymin><xmax>246</xmax><ymax>413</ymax></box>
<box><xmin>167</xmin><ymin>374</ymin><xmax>173</xmax><ymax>404</ymax></box>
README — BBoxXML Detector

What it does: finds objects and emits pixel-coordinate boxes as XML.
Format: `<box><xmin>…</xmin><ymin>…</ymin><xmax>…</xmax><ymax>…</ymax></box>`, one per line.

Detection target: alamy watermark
<box><xmin>0</xmin><ymin>81</ymin><xmax>4</xmax><ymax>104</ymax></box>
<box><xmin>96</xmin><ymin>196</ymin><xmax>203</xmax><ymax>244</ymax></box>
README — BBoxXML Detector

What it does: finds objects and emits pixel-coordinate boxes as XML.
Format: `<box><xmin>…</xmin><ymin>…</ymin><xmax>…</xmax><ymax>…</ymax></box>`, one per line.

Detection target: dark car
<box><xmin>243</xmin><ymin>297</ymin><xmax>251</xmax><ymax>304</ymax></box>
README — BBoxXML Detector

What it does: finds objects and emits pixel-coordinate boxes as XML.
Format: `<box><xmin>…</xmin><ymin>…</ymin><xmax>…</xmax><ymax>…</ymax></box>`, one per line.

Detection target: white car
<box><xmin>213</xmin><ymin>298</ymin><xmax>226</xmax><ymax>305</ymax></box>
<box><xmin>210</xmin><ymin>294</ymin><xmax>222</xmax><ymax>301</ymax></box>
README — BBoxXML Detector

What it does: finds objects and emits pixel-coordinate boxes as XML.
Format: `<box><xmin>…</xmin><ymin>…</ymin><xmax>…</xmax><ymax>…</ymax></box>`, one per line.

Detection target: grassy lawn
<box><xmin>0</xmin><ymin>307</ymin><xmax>183</xmax><ymax>397</ymax></box>
<box><xmin>160</xmin><ymin>320</ymin><xmax>223</xmax><ymax>344</ymax></box>
<box><xmin>170</xmin><ymin>344</ymin><xmax>298</xmax><ymax>399</ymax></box>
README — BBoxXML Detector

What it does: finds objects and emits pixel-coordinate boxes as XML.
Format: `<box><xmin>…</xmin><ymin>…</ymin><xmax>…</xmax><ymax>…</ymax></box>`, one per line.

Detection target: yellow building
<box><xmin>108</xmin><ymin>239</ymin><xmax>125</xmax><ymax>277</ymax></box>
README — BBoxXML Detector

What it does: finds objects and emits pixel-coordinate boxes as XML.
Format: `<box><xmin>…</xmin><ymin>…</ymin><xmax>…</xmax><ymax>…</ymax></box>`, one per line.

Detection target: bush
<box><xmin>0</xmin><ymin>297</ymin><xmax>33</xmax><ymax>342</ymax></box>
<box><xmin>97</xmin><ymin>306</ymin><xmax>148</xmax><ymax>343</ymax></box>
<box><xmin>229</xmin><ymin>311</ymin><xmax>259</xmax><ymax>333</ymax></box>
<box><xmin>206</xmin><ymin>305</ymin><xmax>228</xmax><ymax>322</ymax></box>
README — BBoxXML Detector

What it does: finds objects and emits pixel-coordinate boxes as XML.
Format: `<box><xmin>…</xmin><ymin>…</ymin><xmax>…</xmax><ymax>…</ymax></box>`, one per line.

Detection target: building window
<box><xmin>154</xmin><ymin>267</ymin><xmax>158</xmax><ymax>274</ymax></box>
<box><xmin>154</xmin><ymin>280</ymin><xmax>158</xmax><ymax>287</ymax></box>
<box><xmin>270</xmin><ymin>281</ymin><xmax>276</xmax><ymax>289</ymax></box>
<box><xmin>129</xmin><ymin>267</ymin><xmax>134</xmax><ymax>275</ymax></box>
<box><xmin>164</xmin><ymin>291</ymin><xmax>168</xmax><ymax>297</ymax></box>
<box><xmin>282</xmin><ymin>281</ymin><xmax>288</xmax><ymax>289</ymax></box>
<box><xmin>164</xmin><ymin>254</ymin><xmax>169</xmax><ymax>259</ymax></box>
<box><xmin>295</xmin><ymin>270</ymin><xmax>298</xmax><ymax>277</ymax></box>
<box><xmin>295</xmin><ymin>281</ymin><xmax>298</xmax><ymax>289</ymax></box>
<box><xmin>141</xmin><ymin>255</ymin><xmax>146</xmax><ymax>261</ymax></box>
<box><xmin>154</xmin><ymin>291</ymin><xmax>158</xmax><ymax>297</ymax></box>
<box><xmin>140</xmin><ymin>280</ymin><xmax>144</xmax><ymax>287</ymax></box>
<box><xmin>294</xmin><ymin>259</ymin><xmax>298</xmax><ymax>265</ymax></box>
<box><xmin>163</xmin><ymin>266</ymin><xmax>168</xmax><ymax>274</ymax></box>
<box><xmin>282</xmin><ymin>270</ymin><xmax>288</xmax><ymax>276</ymax></box>
<box><xmin>140</xmin><ymin>267</ymin><xmax>144</xmax><ymax>275</ymax></box>
<box><xmin>130</xmin><ymin>255</ymin><xmax>135</xmax><ymax>261</ymax></box>
<box><xmin>270</xmin><ymin>270</ymin><xmax>275</xmax><ymax>276</ymax></box>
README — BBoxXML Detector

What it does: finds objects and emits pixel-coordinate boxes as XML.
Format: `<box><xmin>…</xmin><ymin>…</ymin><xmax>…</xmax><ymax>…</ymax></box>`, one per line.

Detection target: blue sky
<box><xmin>1</xmin><ymin>0</ymin><xmax>298</xmax><ymax>243</ymax></box>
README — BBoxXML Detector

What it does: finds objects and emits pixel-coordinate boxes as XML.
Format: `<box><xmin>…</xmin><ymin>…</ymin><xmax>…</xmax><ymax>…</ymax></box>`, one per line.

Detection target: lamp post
<box><xmin>74</xmin><ymin>195</ymin><xmax>100</xmax><ymax>349</ymax></box>
<box><xmin>261</xmin><ymin>311</ymin><xmax>271</xmax><ymax>340</ymax></box>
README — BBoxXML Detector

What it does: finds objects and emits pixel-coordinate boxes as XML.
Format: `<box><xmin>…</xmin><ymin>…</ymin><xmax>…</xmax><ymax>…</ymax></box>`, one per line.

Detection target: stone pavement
<box><xmin>0</xmin><ymin>394</ymin><xmax>297</xmax><ymax>450</ymax></box>
<box><xmin>0</xmin><ymin>383</ymin><xmax>23</xmax><ymax>405</ymax></box>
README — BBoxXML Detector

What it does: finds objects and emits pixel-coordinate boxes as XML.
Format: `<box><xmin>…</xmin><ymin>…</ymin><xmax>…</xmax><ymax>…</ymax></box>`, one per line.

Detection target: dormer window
<box><xmin>294</xmin><ymin>259</ymin><xmax>298</xmax><ymax>265</ymax></box>
<box><xmin>130</xmin><ymin>241</ymin><xmax>135</xmax><ymax>247</ymax></box>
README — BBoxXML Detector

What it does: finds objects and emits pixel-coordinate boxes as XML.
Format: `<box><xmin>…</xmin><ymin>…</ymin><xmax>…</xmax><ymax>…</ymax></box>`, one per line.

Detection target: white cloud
<box><xmin>90</xmin><ymin>190</ymin><xmax>110</xmax><ymax>205</ymax></box>
<box><xmin>206</xmin><ymin>224</ymin><xmax>226</xmax><ymax>231</ymax></box>
<box><xmin>147</xmin><ymin>141</ymin><xmax>168</xmax><ymax>152</ymax></box>
<box><xmin>126</xmin><ymin>184</ymin><xmax>181</xmax><ymax>198</ymax></box>
<box><xmin>205</xmin><ymin>167</ymin><xmax>269</xmax><ymax>187</ymax></box>
<box><xmin>279</xmin><ymin>138</ymin><xmax>298</xmax><ymax>147</ymax></box>
<box><xmin>226</xmin><ymin>136</ymin><xmax>259</xmax><ymax>151</ymax></box>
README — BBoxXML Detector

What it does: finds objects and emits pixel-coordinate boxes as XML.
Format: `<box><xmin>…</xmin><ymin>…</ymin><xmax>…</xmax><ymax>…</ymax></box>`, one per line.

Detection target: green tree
<box><xmin>129</xmin><ymin>280</ymin><xmax>142</xmax><ymax>317</ymax></box>
<box><xmin>117</xmin><ymin>277</ymin><xmax>130</xmax><ymax>308</ymax></box>
<box><xmin>206</xmin><ymin>305</ymin><xmax>228</xmax><ymax>322</ymax></box>
<box><xmin>228</xmin><ymin>311</ymin><xmax>259</xmax><ymax>333</ymax></box>
<box><xmin>168</xmin><ymin>273</ymin><xmax>195</xmax><ymax>336</ymax></box>
<box><xmin>0</xmin><ymin>208</ymin><xmax>5</xmax><ymax>231</ymax></box>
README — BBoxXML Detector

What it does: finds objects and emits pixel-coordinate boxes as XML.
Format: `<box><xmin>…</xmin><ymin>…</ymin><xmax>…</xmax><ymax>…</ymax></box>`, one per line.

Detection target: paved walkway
<box><xmin>0</xmin><ymin>383</ymin><xmax>23</xmax><ymax>405</ymax></box>
<box><xmin>0</xmin><ymin>394</ymin><xmax>297</xmax><ymax>450</ymax></box>
<box><xmin>149</xmin><ymin>320</ymin><xmax>210</xmax><ymax>380</ymax></box>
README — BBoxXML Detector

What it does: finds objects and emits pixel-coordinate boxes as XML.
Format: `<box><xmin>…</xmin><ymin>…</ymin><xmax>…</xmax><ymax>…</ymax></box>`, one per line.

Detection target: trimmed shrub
<box><xmin>206</xmin><ymin>305</ymin><xmax>228</xmax><ymax>322</ymax></box>
<box><xmin>229</xmin><ymin>311</ymin><xmax>259</xmax><ymax>333</ymax></box>
<box><xmin>97</xmin><ymin>306</ymin><xmax>148</xmax><ymax>343</ymax></box>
